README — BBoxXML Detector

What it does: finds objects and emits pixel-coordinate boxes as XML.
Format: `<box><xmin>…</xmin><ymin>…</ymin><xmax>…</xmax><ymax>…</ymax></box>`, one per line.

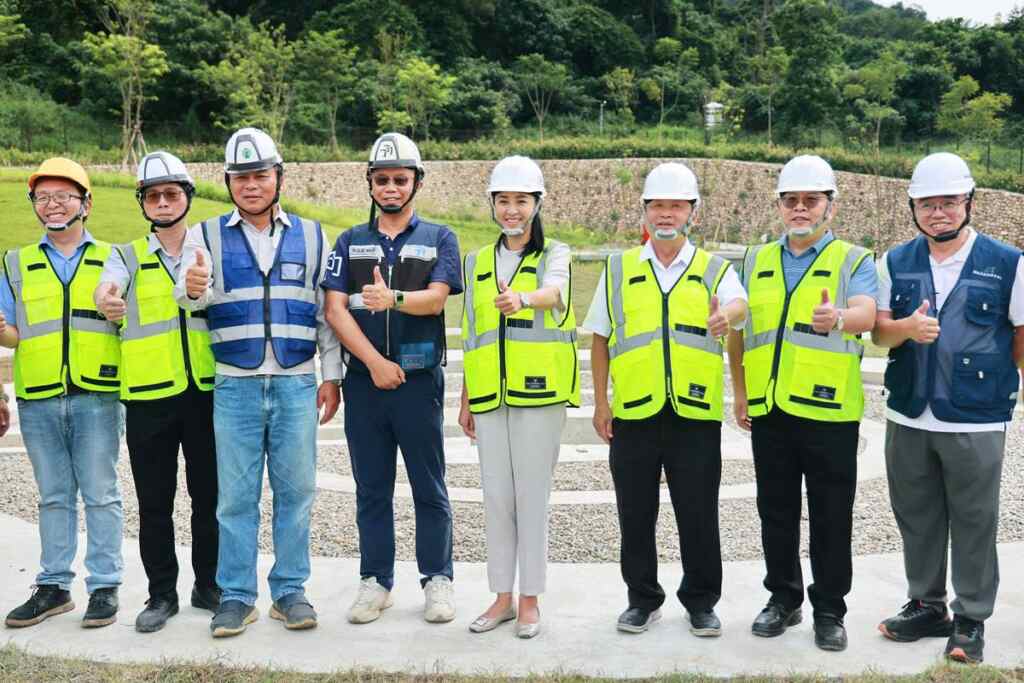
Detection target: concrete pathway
<box><xmin>1</xmin><ymin>513</ymin><xmax>1022</xmax><ymax>676</ymax></box>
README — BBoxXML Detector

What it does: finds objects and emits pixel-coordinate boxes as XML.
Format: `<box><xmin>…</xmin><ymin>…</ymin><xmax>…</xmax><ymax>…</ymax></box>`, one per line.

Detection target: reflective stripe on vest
<box><xmin>741</xmin><ymin>239</ymin><xmax>869</xmax><ymax>422</ymax></box>
<box><xmin>606</xmin><ymin>246</ymin><xmax>728</xmax><ymax>421</ymax></box>
<box><xmin>203</xmin><ymin>213</ymin><xmax>321</xmax><ymax>369</ymax></box>
<box><xmin>120</xmin><ymin>237</ymin><xmax>215</xmax><ymax>400</ymax></box>
<box><xmin>461</xmin><ymin>240</ymin><xmax>579</xmax><ymax>413</ymax></box>
<box><xmin>5</xmin><ymin>242</ymin><xmax>121</xmax><ymax>399</ymax></box>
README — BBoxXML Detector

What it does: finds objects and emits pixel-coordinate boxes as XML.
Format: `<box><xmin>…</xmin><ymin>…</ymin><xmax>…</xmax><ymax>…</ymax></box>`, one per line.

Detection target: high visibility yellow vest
<box><xmin>5</xmin><ymin>241</ymin><xmax>121</xmax><ymax>400</ymax></box>
<box><xmin>120</xmin><ymin>237</ymin><xmax>215</xmax><ymax>400</ymax></box>
<box><xmin>741</xmin><ymin>239</ymin><xmax>870</xmax><ymax>422</ymax></box>
<box><xmin>461</xmin><ymin>240</ymin><xmax>580</xmax><ymax>413</ymax></box>
<box><xmin>606</xmin><ymin>245</ymin><xmax>730</xmax><ymax>421</ymax></box>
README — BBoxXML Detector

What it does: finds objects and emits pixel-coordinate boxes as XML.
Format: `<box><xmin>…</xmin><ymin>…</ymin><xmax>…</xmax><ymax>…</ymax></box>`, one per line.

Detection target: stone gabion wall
<box><xmin>145</xmin><ymin>158</ymin><xmax>1024</xmax><ymax>254</ymax></box>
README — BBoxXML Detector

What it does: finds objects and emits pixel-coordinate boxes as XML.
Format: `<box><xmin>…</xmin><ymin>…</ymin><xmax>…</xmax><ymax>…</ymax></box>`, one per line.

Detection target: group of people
<box><xmin>0</xmin><ymin>125</ymin><xmax>1015</xmax><ymax>666</ymax></box>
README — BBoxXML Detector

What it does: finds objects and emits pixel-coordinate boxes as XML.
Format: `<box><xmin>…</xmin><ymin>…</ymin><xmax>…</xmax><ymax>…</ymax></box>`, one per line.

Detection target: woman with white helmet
<box><xmin>458</xmin><ymin>155</ymin><xmax>579</xmax><ymax>638</ymax></box>
<box><xmin>584</xmin><ymin>162</ymin><xmax>748</xmax><ymax>638</ymax></box>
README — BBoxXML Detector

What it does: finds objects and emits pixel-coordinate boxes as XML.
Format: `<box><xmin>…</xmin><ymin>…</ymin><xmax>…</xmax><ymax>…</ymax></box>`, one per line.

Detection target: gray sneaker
<box><xmin>270</xmin><ymin>593</ymin><xmax>317</xmax><ymax>630</ymax></box>
<box><xmin>210</xmin><ymin>599</ymin><xmax>258</xmax><ymax>638</ymax></box>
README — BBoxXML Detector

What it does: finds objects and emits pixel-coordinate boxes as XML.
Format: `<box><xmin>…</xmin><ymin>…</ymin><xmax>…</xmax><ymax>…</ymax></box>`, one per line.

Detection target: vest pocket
<box><xmin>964</xmin><ymin>287</ymin><xmax>999</xmax><ymax>326</ymax></box>
<box><xmin>883</xmin><ymin>345</ymin><xmax>914</xmax><ymax>400</ymax></box>
<box><xmin>951</xmin><ymin>352</ymin><xmax>1008</xmax><ymax>410</ymax></box>
<box><xmin>787</xmin><ymin>347</ymin><xmax>848</xmax><ymax>409</ymax></box>
<box><xmin>890</xmin><ymin>280</ymin><xmax>919</xmax><ymax>317</ymax></box>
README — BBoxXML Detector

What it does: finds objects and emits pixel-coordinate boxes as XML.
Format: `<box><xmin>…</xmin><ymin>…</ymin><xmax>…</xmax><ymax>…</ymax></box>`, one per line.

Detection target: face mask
<box><xmin>783</xmin><ymin>198</ymin><xmax>832</xmax><ymax>238</ymax></box>
<box><xmin>787</xmin><ymin>226</ymin><xmax>813</xmax><ymax>237</ymax></box>
<box><xmin>652</xmin><ymin>227</ymin><xmax>681</xmax><ymax>241</ymax></box>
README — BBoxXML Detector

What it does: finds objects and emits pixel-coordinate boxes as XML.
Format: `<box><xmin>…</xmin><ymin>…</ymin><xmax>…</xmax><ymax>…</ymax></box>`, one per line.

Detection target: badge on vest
<box><xmin>99</xmin><ymin>365</ymin><xmax>118</xmax><ymax>378</ymax></box>
<box><xmin>280</xmin><ymin>262</ymin><xmax>306</xmax><ymax>281</ymax></box>
<box><xmin>688</xmin><ymin>383</ymin><xmax>706</xmax><ymax>399</ymax></box>
<box><xmin>525</xmin><ymin>376</ymin><xmax>547</xmax><ymax>390</ymax></box>
<box><xmin>349</xmin><ymin>244</ymin><xmax>384</xmax><ymax>260</ymax></box>
<box><xmin>812</xmin><ymin>385</ymin><xmax>837</xmax><ymax>401</ymax></box>
<box><xmin>397</xmin><ymin>342</ymin><xmax>435</xmax><ymax>371</ymax></box>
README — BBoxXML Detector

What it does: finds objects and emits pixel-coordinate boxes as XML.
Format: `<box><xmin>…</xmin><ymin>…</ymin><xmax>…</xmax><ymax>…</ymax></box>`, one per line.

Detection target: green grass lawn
<box><xmin>0</xmin><ymin>174</ymin><xmax>607</xmax><ymax>325</ymax></box>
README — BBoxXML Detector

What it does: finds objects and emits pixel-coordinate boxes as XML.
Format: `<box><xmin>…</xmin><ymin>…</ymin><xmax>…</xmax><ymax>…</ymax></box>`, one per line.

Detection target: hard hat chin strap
<box><xmin>140</xmin><ymin>184</ymin><xmax>195</xmax><ymax>230</ymax></box>
<box><xmin>39</xmin><ymin>203</ymin><xmax>86</xmax><ymax>232</ymax></box>
<box><xmin>224</xmin><ymin>166</ymin><xmax>283</xmax><ymax>218</ymax></box>
<box><xmin>366</xmin><ymin>168</ymin><xmax>422</xmax><ymax>227</ymax></box>
<box><xmin>490</xmin><ymin>195</ymin><xmax>543</xmax><ymax>237</ymax></box>
<box><xmin>909</xmin><ymin>191</ymin><xmax>973</xmax><ymax>244</ymax></box>
<box><xmin>783</xmin><ymin>196</ymin><xmax>834</xmax><ymax>237</ymax></box>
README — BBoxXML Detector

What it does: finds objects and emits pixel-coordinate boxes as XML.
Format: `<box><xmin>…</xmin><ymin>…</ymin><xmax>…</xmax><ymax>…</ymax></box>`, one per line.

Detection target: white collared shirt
<box><xmin>583</xmin><ymin>240</ymin><xmax>748</xmax><ymax>338</ymax></box>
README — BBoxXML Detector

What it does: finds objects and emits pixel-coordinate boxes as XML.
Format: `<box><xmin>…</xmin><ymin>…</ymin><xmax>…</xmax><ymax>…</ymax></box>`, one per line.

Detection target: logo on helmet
<box><xmin>375</xmin><ymin>141</ymin><xmax>398</xmax><ymax>161</ymax></box>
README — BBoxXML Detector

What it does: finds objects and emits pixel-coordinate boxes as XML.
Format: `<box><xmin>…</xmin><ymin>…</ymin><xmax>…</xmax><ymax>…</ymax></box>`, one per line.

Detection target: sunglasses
<box><xmin>779</xmin><ymin>194</ymin><xmax>828</xmax><ymax>210</ymax></box>
<box><xmin>142</xmin><ymin>188</ymin><xmax>186</xmax><ymax>204</ymax></box>
<box><xmin>372</xmin><ymin>175</ymin><xmax>414</xmax><ymax>188</ymax></box>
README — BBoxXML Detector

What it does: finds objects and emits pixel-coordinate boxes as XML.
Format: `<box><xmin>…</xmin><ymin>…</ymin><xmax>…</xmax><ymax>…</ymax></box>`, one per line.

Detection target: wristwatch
<box><xmin>834</xmin><ymin>309</ymin><xmax>845</xmax><ymax>332</ymax></box>
<box><xmin>393</xmin><ymin>290</ymin><xmax>405</xmax><ymax>310</ymax></box>
<box><xmin>519</xmin><ymin>292</ymin><xmax>532</xmax><ymax>309</ymax></box>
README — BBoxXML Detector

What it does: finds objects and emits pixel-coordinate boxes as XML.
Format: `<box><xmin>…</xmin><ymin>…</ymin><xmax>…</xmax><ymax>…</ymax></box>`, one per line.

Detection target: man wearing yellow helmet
<box><xmin>1</xmin><ymin>158</ymin><xmax>124</xmax><ymax>630</ymax></box>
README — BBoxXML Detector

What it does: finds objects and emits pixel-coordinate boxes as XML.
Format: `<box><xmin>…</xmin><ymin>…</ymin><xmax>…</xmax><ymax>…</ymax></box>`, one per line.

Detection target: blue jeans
<box><xmin>19</xmin><ymin>392</ymin><xmax>124</xmax><ymax>593</ymax></box>
<box><xmin>213</xmin><ymin>374</ymin><xmax>318</xmax><ymax>605</ymax></box>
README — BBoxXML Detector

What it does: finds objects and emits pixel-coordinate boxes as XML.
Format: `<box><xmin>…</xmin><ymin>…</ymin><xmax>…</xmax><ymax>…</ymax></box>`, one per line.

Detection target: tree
<box><xmin>514</xmin><ymin>53</ymin><xmax>568</xmax><ymax>141</ymax></box>
<box><xmin>81</xmin><ymin>0</ymin><xmax>168</xmax><ymax>169</ymax></box>
<box><xmin>0</xmin><ymin>10</ymin><xmax>27</xmax><ymax>51</ymax></box>
<box><xmin>842</xmin><ymin>51</ymin><xmax>907</xmax><ymax>153</ymax></box>
<box><xmin>392</xmin><ymin>57</ymin><xmax>455</xmax><ymax>139</ymax></box>
<box><xmin>937</xmin><ymin>75</ymin><xmax>1012</xmax><ymax>169</ymax></box>
<box><xmin>603</xmin><ymin>67</ymin><xmax>637</xmax><ymax>125</ymax></box>
<box><xmin>774</xmin><ymin>0</ymin><xmax>843</xmax><ymax>144</ymax></box>
<box><xmin>294</xmin><ymin>30</ymin><xmax>357</xmax><ymax>152</ymax></box>
<box><xmin>0</xmin><ymin>82</ymin><xmax>59</xmax><ymax>151</ymax></box>
<box><xmin>748</xmin><ymin>46</ymin><xmax>789</xmax><ymax>145</ymax></box>
<box><xmin>198</xmin><ymin>21</ymin><xmax>295</xmax><ymax>141</ymax></box>
<box><xmin>444</xmin><ymin>57</ymin><xmax>520</xmax><ymax>135</ymax></box>
<box><xmin>639</xmin><ymin>38</ymin><xmax>704</xmax><ymax>137</ymax></box>
<box><xmin>557</xmin><ymin>5</ymin><xmax>644</xmax><ymax>78</ymax></box>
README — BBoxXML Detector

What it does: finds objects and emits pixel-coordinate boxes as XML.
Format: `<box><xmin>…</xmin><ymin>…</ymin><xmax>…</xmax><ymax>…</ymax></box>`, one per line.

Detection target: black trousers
<box><xmin>125</xmin><ymin>385</ymin><xmax>218</xmax><ymax>598</ymax></box>
<box><xmin>609</xmin><ymin>405</ymin><xmax>722</xmax><ymax>612</ymax></box>
<box><xmin>751</xmin><ymin>408</ymin><xmax>858</xmax><ymax>617</ymax></box>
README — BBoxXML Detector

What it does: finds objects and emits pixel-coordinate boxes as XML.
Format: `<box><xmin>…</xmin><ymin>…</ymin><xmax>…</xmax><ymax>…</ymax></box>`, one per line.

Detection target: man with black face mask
<box><xmin>93</xmin><ymin>151</ymin><xmax>220</xmax><ymax>634</ymax></box>
<box><xmin>323</xmin><ymin>132</ymin><xmax>462</xmax><ymax>626</ymax></box>
<box><xmin>872</xmin><ymin>153</ymin><xmax>1024</xmax><ymax>665</ymax></box>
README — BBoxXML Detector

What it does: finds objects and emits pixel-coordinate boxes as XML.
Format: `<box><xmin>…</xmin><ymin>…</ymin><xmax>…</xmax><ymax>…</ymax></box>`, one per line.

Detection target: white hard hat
<box><xmin>642</xmin><ymin>162</ymin><xmax>700</xmax><ymax>203</ymax></box>
<box><xmin>908</xmin><ymin>152</ymin><xmax>975</xmax><ymax>199</ymax></box>
<box><xmin>137</xmin><ymin>151</ymin><xmax>194</xmax><ymax>189</ymax></box>
<box><xmin>777</xmin><ymin>155</ymin><xmax>838</xmax><ymax>196</ymax></box>
<box><xmin>368</xmin><ymin>132</ymin><xmax>424</xmax><ymax>176</ymax></box>
<box><xmin>487</xmin><ymin>156</ymin><xmax>545</xmax><ymax>197</ymax></box>
<box><xmin>224</xmin><ymin>127</ymin><xmax>282</xmax><ymax>174</ymax></box>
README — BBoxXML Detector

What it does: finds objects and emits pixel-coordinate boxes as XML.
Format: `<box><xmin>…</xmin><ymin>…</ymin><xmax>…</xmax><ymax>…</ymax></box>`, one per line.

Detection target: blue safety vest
<box><xmin>202</xmin><ymin>213</ymin><xmax>322</xmax><ymax>369</ymax></box>
<box><xmin>343</xmin><ymin>219</ymin><xmax>446</xmax><ymax>374</ymax></box>
<box><xmin>885</xmin><ymin>232</ymin><xmax>1020</xmax><ymax>423</ymax></box>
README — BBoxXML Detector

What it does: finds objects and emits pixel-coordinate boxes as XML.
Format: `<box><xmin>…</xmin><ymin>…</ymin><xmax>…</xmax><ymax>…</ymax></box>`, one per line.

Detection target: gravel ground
<box><xmin>1</xmin><ymin>391</ymin><xmax>1021</xmax><ymax>565</ymax></box>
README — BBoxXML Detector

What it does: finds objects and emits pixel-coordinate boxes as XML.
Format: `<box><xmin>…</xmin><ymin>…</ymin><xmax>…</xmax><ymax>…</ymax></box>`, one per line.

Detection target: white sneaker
<box><xmin>347</xmin><ymin>577</ymin><xmax>393</xmax><ymax>624</ymax></box>
<box><xmin>423</xmin><ymin>576</ymin><xmax>455</xmax><ymax>623</ymax></box>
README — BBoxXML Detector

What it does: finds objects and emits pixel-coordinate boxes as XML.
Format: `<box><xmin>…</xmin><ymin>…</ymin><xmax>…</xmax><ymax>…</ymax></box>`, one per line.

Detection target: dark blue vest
<box><xmin>885</xmin><ymin>232</ymin><xmax>1019</xmax><ymax>423</ymax></box>
<box><xmin>344</xmin><ymin>220</ymin><xmax>446</xmax><ymax>374</ymax></box>
<box><xmin>204</xmin><ymin>213</ymin><xmax>322</xmax><ymax>369</ymax></box>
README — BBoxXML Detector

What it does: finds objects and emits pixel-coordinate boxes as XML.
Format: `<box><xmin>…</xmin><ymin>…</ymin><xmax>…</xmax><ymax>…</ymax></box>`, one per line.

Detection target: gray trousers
<box><xmin>884</xmin><ymin>421</ymin><xmax>1004</xmax><ymax>620</ymax></box>
<box><xmin>475</xmin><ymin>404</ymin><xmax>565</xmax><ymax>595</ymax></box>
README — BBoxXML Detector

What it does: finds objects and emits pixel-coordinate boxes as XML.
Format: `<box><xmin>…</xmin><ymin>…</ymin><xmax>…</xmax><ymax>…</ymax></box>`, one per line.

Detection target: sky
<box><xmin>878</xmin><ymin>0</ymin><xmax>1017</xmax><ymax>25</ymax></box>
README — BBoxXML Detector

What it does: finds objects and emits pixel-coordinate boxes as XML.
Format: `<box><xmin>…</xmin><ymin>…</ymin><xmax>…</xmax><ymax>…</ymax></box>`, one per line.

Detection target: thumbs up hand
<box><xmin>362</xmin><ymin>264</ymin><xmax>395</xmax><ymax>312</ymax></box>
<box><xmin>185</xmin><ymin>249</ymin><xmax>211</xmax><ymax>299</ymax></box>
<box><xmin>908</xmin><ymin>299</ymin><xmax>940</xmax><ymax>344</ymax></box>
<box><xmin>812</xmin><ymin>287</ymin><xmax>839</xmax><ymax>333</ymax></box>
<box><xmin>0</xmin><ymin>309</ymin><xmax>6</xmax><ymax>336</ymax></box>
<box><xmin>97</xmin><ymin>282</ymin><xmax>126</xmax><ymax>322</ymax></box>
<box><xmin>706</xmin><ymin>294</ymin><xmax>729</xmax><ymax>338</ymax></box>
<box><xmin>493</xmin><ymin>278</ymin><xmax>524</xmax><ymax>316</ymax></box>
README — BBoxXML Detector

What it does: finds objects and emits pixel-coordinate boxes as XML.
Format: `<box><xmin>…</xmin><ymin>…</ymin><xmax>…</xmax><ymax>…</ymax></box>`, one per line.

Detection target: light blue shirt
<box><xmin>0</xmin><ymin>230</ymin><xmax>96</xmax><ymax>327</ymax></box>
<box><xmin>778</xmin><ymin>230</ymin><xmax>878</xmax><ymax>299</ymax></box>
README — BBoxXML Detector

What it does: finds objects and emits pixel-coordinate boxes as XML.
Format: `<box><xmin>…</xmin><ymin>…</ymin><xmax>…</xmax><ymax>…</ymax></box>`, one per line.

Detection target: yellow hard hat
<box><xmin>28</xmin><ymin>157</ymin><xmax>92</xmax><ymax>196</ymax></box>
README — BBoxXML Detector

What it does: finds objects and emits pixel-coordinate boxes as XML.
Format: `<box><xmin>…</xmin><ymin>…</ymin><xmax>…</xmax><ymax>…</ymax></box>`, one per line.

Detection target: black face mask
<box><xmin>909</xmin><ymin>193</ymin><xmax>973</xmax><ymax>244</ymax></box>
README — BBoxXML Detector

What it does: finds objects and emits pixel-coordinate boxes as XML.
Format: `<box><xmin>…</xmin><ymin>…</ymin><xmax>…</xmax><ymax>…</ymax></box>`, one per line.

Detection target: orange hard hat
<box><xmin>28</xmin><ymin>157</ymin><xmax>92</xmax><ymax>196</ymax></box>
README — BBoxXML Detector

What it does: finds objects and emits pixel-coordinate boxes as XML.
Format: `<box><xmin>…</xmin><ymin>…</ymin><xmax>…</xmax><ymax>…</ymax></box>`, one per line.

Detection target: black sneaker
<box><xmin>945</xmin><ymin>615</ymin><xmax>984</xmax><ymax>664</ymax></box>
<box><xmin>751</xmin><ymin>602</ymin><xmax>802</xmax><ymax>637</ymax></box>
<box><xmin>687</xmin><ymin>609</ymin><xmax>722</xmax><ymax>637</ymax></box>
<box><xmin>191</xmin><ymin>583</ymin><xmax>221</xmax><ymax>612</ymax></box>
<box><xmin>135</xmin><ymin>594</ymin><xmax>179</xmax><ymax>633</ymax></box>
<box><xmin>269</xmin><ymin>593</ymin><xmax>317</xmax><ymax>630</ymax></box>
<box><xmin>82</xmin><ymin>587</ymin><xmax>119</xmax><ymax>628</ymax></box>
<box><xmin>5</xmin><ymin>585</ymin><xmax>74</xmax><ymax>628</ymax></box>
<box><xmin>813</xmin><ymin>613</ymin><xmax>848</xmax><ymax>652</ymax></box>
<box><xmin>210</xmin><ymin>599</ymin><xmax>258</xmax><ymax>638</ymax></box>
<box><xmin>616</xmin><ymin>606</ymin><xmax>661</xmax><ymax>633</ymax></box>
<box><xmin>879</xmin><ymin>600</ymin><xmax>953</xmax><ymax>642</ymax></box>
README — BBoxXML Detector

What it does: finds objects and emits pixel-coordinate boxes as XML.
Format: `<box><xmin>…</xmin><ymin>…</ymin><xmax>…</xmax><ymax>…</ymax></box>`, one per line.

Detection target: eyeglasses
<box><xmin>779</xmin><ymin>194</ymin><xmax>828</xmax><ymax>210</ymax></box>
<box><xmin>142</xmin><ymin>188</ymin><xmax>185</xmax><ymax>204</ymax></box>
<box><xmin>913</xmin><ymin>198</ymin><xmax>968</xmax><ymax>214</ymax></box>
<box><xmin>31</xmin><ymin>191</ymin><xmax>83</xmax><ymax>206</ymax></box>
<box><xmin>372</xmin><ymin>175</ymin><xmax>413</xmax><ymax>188</ymax></box>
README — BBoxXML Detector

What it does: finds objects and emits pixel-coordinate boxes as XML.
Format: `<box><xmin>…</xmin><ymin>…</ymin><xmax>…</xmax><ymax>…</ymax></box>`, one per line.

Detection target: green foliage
<box><xmin>0</xmin><ymin>11</ymin><xmax>27</xmax><ymax>51</ymax></box>
<box><xmin>775</xmin><ymin>0</ymin><xmax>843</xmax><ymax>142</ymax></box>
<box><xmin>0</xmin><ymin>82</ymin><xmax>60</xmax><ymax>151</ymax></box>
<box><xmin>938</xmin><ymin>76</ymin><xmax>1014</xmax><ymax>145</ymax></box>
<box><xmin>602</xmin><ymin>67</ymin><xmax>637</xmax><ymax>124</ymax></box>
<box><xmin>388</xmin><ymin>56</ymin><xmax>455</xmax><ymax>139</ymax></box>
<box><xmin>514</xmin><ymin>54</ymin><xmax>569</xmax><ymax>141</ymax></box>
<box><xmin>291</xmin><ymin>30</ymin><xmax>357</xmax><ymax>152</ymax></box>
